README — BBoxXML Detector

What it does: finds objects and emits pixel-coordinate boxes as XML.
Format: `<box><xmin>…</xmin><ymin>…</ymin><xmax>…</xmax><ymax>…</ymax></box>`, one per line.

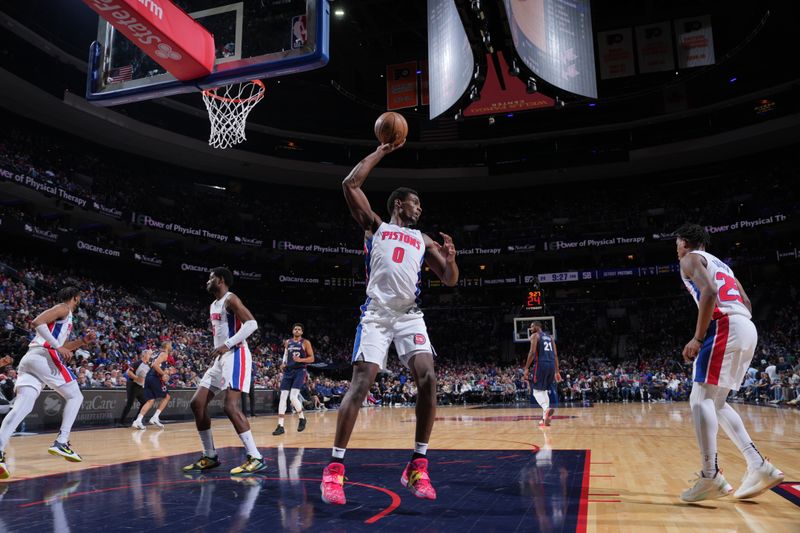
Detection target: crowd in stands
<box><xmin>2</xmin><ymin>255</ymin><xmax>799</xmax><ymax>415</ymax></box>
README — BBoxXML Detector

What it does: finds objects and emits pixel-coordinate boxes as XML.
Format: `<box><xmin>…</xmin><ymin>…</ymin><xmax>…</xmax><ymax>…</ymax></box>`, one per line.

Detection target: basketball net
<box><xmin>202</xmin><ymin>80</ymin><xmax>265</xmax><ymax>149</ymax></box>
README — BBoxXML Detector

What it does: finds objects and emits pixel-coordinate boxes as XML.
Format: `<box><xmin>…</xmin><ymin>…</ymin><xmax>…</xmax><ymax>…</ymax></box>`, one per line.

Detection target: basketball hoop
<box><xmin>202</xmin><ymin>80</ymin><xmax>265</xmax><ymax>149</ymax></box>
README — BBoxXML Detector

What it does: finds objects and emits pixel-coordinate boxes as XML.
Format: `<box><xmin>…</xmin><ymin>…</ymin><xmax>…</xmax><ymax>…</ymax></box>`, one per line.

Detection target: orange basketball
<box><xmin>374</xmin><ymin>112</ymin><xmax>408</xmax><ymax>146</ymax></box>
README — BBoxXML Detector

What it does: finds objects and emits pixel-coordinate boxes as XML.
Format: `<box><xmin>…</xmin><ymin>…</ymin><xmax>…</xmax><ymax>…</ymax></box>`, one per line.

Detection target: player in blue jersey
<box><xmin>523</xmin><ymin>322</ymin><xmax>561</xmax><ymax>427</ymax></box>
<box><xmin>273</xmin><ymin>323</ymin><xmax>314</xmax><ymax>436</ymax></box>
<box><xmin>132</xmin><ymin>342</ymin><xmax>172</xmax><ymax>429</ymax></box>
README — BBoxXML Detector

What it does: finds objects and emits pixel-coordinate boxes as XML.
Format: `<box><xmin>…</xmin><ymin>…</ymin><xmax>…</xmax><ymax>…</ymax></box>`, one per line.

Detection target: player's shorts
<box><xmin>280</xmin><ymin>367</ymin><xmax>307</xmax><ymax>391</ymax></box>
<box><xmin>693</xmin><ymin>313</ymin><xmax>757</xmax><ymax>391</ymax></box>
<box><xmin>351</xmin><ymin>298</ymin><xmax>436</xmax><ymax>370</ymax></box>
<box><xmin>143</xmin><ymin>372</ymin><xmax>168</xmax><ymax>401</ymax></box>
<box><xmin>199</xmin><ymin>344</ymin><xmax>252</xmax><ymax>394</ymax></box>
<box><xmin>530</xmin><ymin>361</ymin><xmax>555</xmax><ymax>392</ymax></box>
<box><xmin>15</xmin><ymin>347</ymin><xmax>77</xmax><ymax>394</ymax></box>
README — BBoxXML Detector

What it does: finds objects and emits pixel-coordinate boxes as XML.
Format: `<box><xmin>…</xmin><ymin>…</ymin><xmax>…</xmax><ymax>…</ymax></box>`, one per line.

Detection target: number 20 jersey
<box><xmin>365</xmin><ymin>222</ymin><xmax>426</xmax><ymax>311</ymax></box>
<box><xmin>681</xmin><ymin>250</ymin><xmax>751</xmax><ymax>320</ymax></box>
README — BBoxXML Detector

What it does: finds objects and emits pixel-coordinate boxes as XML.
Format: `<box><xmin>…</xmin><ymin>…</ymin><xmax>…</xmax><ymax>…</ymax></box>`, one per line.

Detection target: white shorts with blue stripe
<box><xmin>351</xmin><ymin>299</ymin><xmax>435</xmax><ymax>371</ymax></box>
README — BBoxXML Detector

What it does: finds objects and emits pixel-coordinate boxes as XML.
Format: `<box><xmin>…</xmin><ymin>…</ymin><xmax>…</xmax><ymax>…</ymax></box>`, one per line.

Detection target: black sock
<box><xmin>330</xmin><ymin>456</ymin><xmax>344</xmax><ymax>464</ymax></box>
<box><xmin>411</xmin><ymin>452</ymin><xmax>426</xmax><ymax>461</ymax></box>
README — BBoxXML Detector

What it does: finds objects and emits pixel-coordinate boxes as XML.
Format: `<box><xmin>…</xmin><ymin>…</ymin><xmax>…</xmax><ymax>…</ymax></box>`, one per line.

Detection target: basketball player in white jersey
<box><xmin>182</xmin><ymin>267</ymin><xmax>265</xmax><ymax>475</ymax></box>
<box><xmin>0</xmin><ymin>286</ymin><xmax>96</xmax><ymax>479</ymax></box>
<box><xmin>675</xmin><ymin>224</ymin><xmax>784</xmax><ymax>502</ymax></box>
<box><xmin>320</xmin><ymin>141</ymin><xmax>459</xmax><ymax>505</ymax></box>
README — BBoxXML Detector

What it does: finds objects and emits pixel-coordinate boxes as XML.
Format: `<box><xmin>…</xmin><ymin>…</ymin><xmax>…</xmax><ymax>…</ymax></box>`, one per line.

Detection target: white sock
<box><xmin>715</xmin><ymin>402</ymin><xmax>763</xmax><ymax>469</ymax></box>
<box><xmin>153</xmin><ymin>409</ymin><xmax>162</xmax><ymax>420</ymax></box>
<box><xmin>278</xmin><ymin>417</ymin><xmax>285</xmax><ymax>427</ymax></box>
<box><xmin>278</xmin><ymin>390</ymin><xmax>289</xmax><ymax>418</ymax></box>
<box><xmin>298</xmin><ymin>411</ymin><xmax>305</xmax><ymax>420</ymax></box>
<box><xmin>57</xmin><ymin>384</ymin><xmax>83</xmax><ymax>444</ymax></box>
<box><xmin>238</xmin><ymin>430</ymin><xmax>262</xmax><ymax>459</ymax></box>
<box><xmin>332</xmin><ymin>446</ymin><xmax>346</xmax><ymax>459</ymax></box>
<box><xmin>135</xmin><ymin>414</ymin><xmax>144</xmax><ymax>423</ymax></box>
<box><xmin>690</xmin><ymin>383</ymin><xmax>719</xmax><ymax>478</ymax></box>
<box><xmin>0</xmin><ymin>385</ymin><xmax>38</xmax><ymax>450</ymax></box>
<box><xmin>199</xmin><ymin>429</ymin><xmax>216</xmax><ymax>458</ymax></box>
<box><xmin>414</xmin><ymin>442</ymin><xmax>428</xmax><ymax>455</ymax></box>
<box><xmin>290</xmin><ymin>389</ymin><xmax>304</xmax><ymax>418</ymax></box>
<box><xmin>533</xmin><ymin>390</ymin><xmax>550</xmax><ymax>416</ymax></box>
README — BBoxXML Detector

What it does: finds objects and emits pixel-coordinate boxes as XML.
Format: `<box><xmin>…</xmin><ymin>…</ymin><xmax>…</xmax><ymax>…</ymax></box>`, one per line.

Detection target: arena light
<box><xmin>334</xmin><ymin>8</ymin><xmax>345</xmax><ymax>17</ymax></box>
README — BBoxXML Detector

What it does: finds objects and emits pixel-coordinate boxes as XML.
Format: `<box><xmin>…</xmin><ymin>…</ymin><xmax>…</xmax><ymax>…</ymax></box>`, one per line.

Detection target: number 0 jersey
<box><xmin>681</xmin><ymin>250</ymin><xmax>751</xmax><ymax>320</ymax></box>
<box><xmin>365</xmin><ymin>222</ymin><xmax>426</xmax><ymax>311</ymax></box>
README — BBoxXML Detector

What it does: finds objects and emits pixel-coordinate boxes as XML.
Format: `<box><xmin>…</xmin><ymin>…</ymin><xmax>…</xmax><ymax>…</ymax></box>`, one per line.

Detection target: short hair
<box><xmin>675</xmin><ymin>223</ymin><xmax>710</xmax><ymax>250</ymax></box>
<box><xmin>292</xmin><ymin>323</ymin><xmax>304</xmax><ymax>331</ymax></box>
<box><xmin>386</xmin><ymin>187</ymin><xmax>419</xmax><ymax>216</ymax></box>
<box><xmin>531</xmin><ymin>321</ymin><xmax>542</xmax><ymax>329</ymax></box>
<box><xmin>57</xmin><ymin>286</ymin><xmax>80</xmax><ymax>302</ymax></box>
<box><xmin>211</xmin><ymin>266</ymin><xmax>233</xmax><ymax>287</ymax></box>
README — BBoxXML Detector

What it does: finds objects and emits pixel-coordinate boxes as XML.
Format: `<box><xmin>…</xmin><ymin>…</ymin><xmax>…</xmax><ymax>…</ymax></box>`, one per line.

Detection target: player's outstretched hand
<box><xmin>439</xmin><ymin>232</ymin><xmax>456</xmax><ymax>263</ymax></box>
<box><xmin>377</xmin><ymin>140</ymin><xmax>405</xmax><ymax>155</ymax></box>
<box><xmin>682</xmin><ymin>338</ymin><xmax>701</xmax><ymax>363</ymax></box>
<box><xmin>82</xmin><ymin>330</ymin><xmax>97</xmax><ymax>345</ymax></box>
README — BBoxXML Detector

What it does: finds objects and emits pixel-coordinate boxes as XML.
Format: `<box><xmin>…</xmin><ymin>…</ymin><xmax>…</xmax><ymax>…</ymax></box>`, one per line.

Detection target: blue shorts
<box><xmin>530</xmin><ymin>362</ymin><xmax>555</xmax><ymax>392</ymax></box>
<box><xmin>144</xmin><ymin>373</ymin><xmax>167</xmax><ymax>401</ymax></box>
<box><xmin>280</xmin><ymin>367</ymin><xmax>307</xmax><ymax>391</ymax></box>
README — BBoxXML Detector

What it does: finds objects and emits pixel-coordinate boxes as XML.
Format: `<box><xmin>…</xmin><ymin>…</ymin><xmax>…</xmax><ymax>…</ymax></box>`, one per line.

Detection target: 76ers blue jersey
<box><xmin>535</xmin><ymin>333</ymin><xmax>556</xmax><ymax>365</ymax></box>
<box><xmin>285</xmin><ymin>339</ymin><xmax>306</xmax><ymax>370</ymax></box>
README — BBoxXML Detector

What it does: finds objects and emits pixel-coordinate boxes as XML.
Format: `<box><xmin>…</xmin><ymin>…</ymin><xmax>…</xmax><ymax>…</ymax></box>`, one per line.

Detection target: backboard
<box><xmin>86</xmin><ymin>0</ymin><xmax>329</xmax><ymax>105</ymax></box>
<box><xmin>513</xmin><ymin>316</ymin><xmax>556</xmax><ymax>343</ymax></box>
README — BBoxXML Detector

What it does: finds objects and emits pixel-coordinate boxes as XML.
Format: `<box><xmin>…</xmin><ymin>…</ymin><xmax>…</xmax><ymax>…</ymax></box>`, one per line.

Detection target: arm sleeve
<box><xmin>35</xmin><ymin>324</ymin><xmax>62</xmax><ymax>348</ymax></box>
<box><xmin>282</xmin><ymin>347</ymin><xmax>288</xmax><ymax>365</ymax></box>
<box><xmin>224</xmin><ymin>320</ymin><xmax>258</xmax><ymax>349</ymax></box>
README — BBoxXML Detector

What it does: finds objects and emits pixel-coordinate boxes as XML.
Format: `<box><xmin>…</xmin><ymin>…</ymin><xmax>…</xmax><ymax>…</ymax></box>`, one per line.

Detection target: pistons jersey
<box><xmin>681</xmin><ymin>251</ymin><xmax>751</xmax><ymax>320</ymax></box>
<box><xmin>365</xmin><ymin>222</ymin><xmax>426</xmax><ymax>310</ymax></box>
<box><xmin>210</xmin><ymin>292</ymin><xmax>245</xmax><ymax>350</ymax></box>
<box><xmin>30</xmin><ymin>311</ymin><xmax>73</xmax><ymax>349</ymax></box>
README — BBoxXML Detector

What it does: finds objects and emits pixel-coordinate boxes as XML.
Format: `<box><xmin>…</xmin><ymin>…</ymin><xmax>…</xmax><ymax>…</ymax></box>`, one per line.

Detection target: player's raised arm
<box><xmin>342</xmin><ymin>142</ymin><xmax>404</xmax><ymax>232</ymax></box>
<box><xmin>679</xmin><ymin>253</ymin><xmax>716</xmax><ymax>362</ymax></box>
<box><xmin>423</xmin><ymin>232</ymin><xmax>459</xmax><ymax>287</ymax></box>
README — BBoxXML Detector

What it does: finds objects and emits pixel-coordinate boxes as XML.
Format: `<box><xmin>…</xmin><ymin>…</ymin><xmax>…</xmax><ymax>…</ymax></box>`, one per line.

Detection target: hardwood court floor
<box><xmin>1</xmin><ymin>402</ymin><xmax>798</xmax><ymax>532</ymax></box>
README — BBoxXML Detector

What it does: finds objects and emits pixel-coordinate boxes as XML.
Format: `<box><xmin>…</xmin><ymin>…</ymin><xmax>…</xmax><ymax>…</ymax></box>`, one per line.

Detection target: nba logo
<box><xmin>414</xmin><ymin>334</ymin><xmax>426</xmax><ymax>345</ymax></box>
<box><xmin>292</xmin><ymin>15</ymin><xmax>307</xmax><ymax>49</ymax></box>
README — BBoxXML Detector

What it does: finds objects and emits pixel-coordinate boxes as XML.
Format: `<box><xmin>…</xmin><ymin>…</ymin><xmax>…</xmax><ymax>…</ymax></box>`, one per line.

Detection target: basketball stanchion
<box><xmin>202</xmin><ymin>79</ymin><xmax>266</xmax><ymax>149</ymax></box>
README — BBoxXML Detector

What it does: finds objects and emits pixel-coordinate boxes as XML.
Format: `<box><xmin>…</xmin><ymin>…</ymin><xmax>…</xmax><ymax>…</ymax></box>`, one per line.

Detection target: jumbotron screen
<box><xmin>502</xmin><ymin>0</ymin><xmax>597</xmax><ymax>98</ymax></box>
<box><xmin>427</xmin><ymin>0</ymin><xmax>475</xmax><ymax>119</ymax></box>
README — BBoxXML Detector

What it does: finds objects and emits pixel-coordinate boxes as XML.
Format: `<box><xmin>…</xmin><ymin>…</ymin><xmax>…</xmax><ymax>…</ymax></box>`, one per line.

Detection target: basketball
<box><xmin>374</xmin><ymin>112</ymin><xmax>408</xmax><ymax>146</ymax></box>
